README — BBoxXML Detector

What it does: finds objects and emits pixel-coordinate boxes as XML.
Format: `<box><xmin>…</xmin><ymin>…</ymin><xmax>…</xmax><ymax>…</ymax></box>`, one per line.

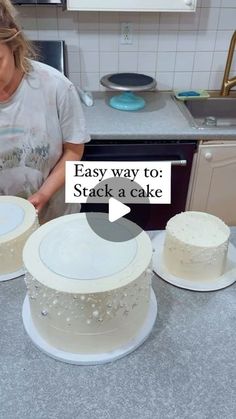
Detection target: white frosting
<box><xmin>39</xmin><ymin>219</ymin><xmax>137</xmax><ymax>280</ymax></box>
<box><xmin>0</xmin><ymin>203</ymin><xmax>24</xmax><ymax>235</ymax></box>
<box><xmin>163</xmin><ymin>211</ymin><xmax>230</xmax><ymax>281</ymax></box>
<box><xmin>23</xmin><ymin>213</ymin><xmax>153</xmax><ymax>354</ymax></box>
<box><xmin>0</xmin><ymin>196</ymin><xmax>38</xmax><ymax>275</ymax></box>
<box><xmin>23</xmin><ymin>213</ymin><xmax>152</xmax><ymax>293</ymax></box>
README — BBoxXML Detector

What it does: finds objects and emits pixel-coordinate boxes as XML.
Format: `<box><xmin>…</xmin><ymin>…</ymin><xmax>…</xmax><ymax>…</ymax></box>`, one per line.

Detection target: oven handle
<box><xmin>169</xmin><ymin>160</ymin><xmax>187</xmax><ymax>166</ymax></box>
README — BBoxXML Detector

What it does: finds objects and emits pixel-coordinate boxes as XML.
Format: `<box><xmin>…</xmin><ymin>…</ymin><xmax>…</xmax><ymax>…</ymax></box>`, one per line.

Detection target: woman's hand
<box><xmin>28</xmin><ymin>143</ymin><xmax>84</xmax><ymax>213</ymax></box>
<box><xmin>28</xmin><ymin>191</ymin><xmax>50</xmax><ymax>213</ymax></box>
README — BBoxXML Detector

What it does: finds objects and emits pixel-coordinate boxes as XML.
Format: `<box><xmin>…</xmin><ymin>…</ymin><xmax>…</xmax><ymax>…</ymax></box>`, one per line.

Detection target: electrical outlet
<box><xmin>120</xmin><ymin>22</ymin><xmax>133</xmax><ymax>45</ymax></box>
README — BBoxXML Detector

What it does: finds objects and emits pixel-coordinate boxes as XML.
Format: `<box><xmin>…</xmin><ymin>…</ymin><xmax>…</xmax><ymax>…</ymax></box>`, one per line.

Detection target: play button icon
<box><xmin>108</xmin><ymin>198</ymin><xmax>130</xmax><ymax>222</ymax></box>
<box><xmin>84</xmin><ymin>176</ymin><xmax>150</xmax><ymax>242</ymax></box>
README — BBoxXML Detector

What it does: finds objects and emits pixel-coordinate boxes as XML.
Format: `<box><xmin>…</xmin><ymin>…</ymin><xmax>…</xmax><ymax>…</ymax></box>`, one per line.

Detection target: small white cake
<box><xmin>23</xmin><ymin>213</ymin><xmax>155</xmax><ymax>356</ymax></box>
<box><xmin>163</xmin><ymin>211</ymin><xmax>230</xmax><ymax>281</ymax></box>
<box><xmin>0</xmin><ymin>196</ymin><xmax>38</xmax><ymax>278</ymax></box>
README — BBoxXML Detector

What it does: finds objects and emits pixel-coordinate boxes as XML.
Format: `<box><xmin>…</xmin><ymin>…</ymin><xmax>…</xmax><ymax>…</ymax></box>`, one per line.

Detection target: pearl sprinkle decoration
<box><xmin>24</xmin><ymin>265</ymin><xmax>152</xmax><ymax>328</ymax></box>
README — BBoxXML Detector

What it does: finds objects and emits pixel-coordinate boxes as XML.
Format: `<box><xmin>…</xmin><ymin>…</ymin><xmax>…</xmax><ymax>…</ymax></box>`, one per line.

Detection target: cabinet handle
<box><xmin>171</xmin><ymin>160</ymin><xmax>187</xmax><ymax>166</ymax></box>
<box><xmin>205</xmin><ymin>152</ymin><xmax>212</xmax><ymax>161</ymax></box>
<box><xmin>185</xmin><ymin>0</ymin><xmax>193</xmax><ymax>5</ymax></box>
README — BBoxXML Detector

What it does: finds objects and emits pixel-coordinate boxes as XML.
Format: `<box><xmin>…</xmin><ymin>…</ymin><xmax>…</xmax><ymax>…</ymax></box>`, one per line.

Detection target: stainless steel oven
<box><xmin>81</xmin><ymin>139</ymin><xmax>197</xmax><ymax>230</ymax></box>
<box><xmin>32</xmin><ymin>40</ymin><xmax>67</xmax><ymax>76</ymax></box>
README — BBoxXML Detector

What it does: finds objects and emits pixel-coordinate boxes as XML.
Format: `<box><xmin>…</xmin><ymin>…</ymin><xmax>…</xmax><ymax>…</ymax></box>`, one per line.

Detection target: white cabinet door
<box><xmin>67</xmin><ymin>0</ymin><xmax>197</xmax><ymax>12</ymax></box>
<box><xmin>189</xmin><ymin>143</ymin><xmax>236</xmax><ymax>225</ymax></box>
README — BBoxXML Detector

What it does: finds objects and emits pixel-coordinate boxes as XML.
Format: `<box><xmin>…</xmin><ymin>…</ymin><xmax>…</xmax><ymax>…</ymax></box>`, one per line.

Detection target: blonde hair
<box><xmin>0</xmin><ymin>0</ymin><xmax>36</xmax><ymax>73</ymax></box>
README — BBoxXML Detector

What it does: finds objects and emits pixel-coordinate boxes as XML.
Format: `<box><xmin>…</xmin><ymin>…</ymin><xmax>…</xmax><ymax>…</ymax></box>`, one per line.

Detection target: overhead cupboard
<box><xmin>66</xmin><ymin>0</ymin><xmax>197</xmax><ymax>12</ymax></box>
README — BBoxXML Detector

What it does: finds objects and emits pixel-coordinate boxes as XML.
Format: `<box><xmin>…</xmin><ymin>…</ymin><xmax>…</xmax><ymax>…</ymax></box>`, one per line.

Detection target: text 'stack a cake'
<box><xmin>163</xmin><ymin>211</ymin><xmax>230</xmax><ymax>281</ymax></box>
<box><xmin>0</xmin><ymin>196</ymin><xmax>38</xmax><ymax>279</ymax></box>
<box><xmin>22</xmin><ymin>213</ymin><xmax>157</xmax><ymax>362</ymax></box>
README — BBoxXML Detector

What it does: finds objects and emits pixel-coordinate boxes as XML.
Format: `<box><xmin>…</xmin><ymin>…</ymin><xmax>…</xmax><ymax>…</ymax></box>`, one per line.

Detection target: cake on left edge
<box><xmin>0</xmin><ymin>196</ymin><xmax>38</xmax><ymax>279</ymax></box>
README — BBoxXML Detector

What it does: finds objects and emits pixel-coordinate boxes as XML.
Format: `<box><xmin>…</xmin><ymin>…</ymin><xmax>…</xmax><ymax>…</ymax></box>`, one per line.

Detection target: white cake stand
<box><xmin>152</xmin><ymin>231</ymin><xmax>236</xmax><ymax>292</ymax></box>
<box><xmin>0</xmin><ymin>267</ymin><xmax>25</xmax><ymax>282</ymax></box>
<box><xmin>22</xmin><ymin>288</ymin><xmax>158</xmax><ymax>365</ymax></box>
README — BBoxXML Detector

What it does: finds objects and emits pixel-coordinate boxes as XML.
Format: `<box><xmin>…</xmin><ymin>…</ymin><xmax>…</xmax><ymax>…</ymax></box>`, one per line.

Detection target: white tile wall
<box><xmin>17</xmin><ymin>2</ymin><xmax>236</xmax><ymax>91</ymax></box>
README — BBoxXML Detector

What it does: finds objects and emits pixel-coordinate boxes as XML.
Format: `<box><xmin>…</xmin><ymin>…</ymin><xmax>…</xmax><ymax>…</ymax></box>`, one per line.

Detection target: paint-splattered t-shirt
<box><xmin>0</xmin><ymin>60</ymin><xmax>90</xmax><ymax>222</ymax></box>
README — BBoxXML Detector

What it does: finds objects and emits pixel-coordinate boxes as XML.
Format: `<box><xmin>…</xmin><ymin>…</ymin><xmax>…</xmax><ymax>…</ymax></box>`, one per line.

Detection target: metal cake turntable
<box><xmin>100</xmin><ymin>72</ymin><xmax>157</xmax><ymax>111</ymax></box>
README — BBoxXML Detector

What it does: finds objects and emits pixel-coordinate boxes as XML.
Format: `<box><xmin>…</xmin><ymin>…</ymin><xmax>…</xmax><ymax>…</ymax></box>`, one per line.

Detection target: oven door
<box><xmin>81</xmin><ymin>140</ymin><xmax>197</xmax><ymax>230</ymax></box>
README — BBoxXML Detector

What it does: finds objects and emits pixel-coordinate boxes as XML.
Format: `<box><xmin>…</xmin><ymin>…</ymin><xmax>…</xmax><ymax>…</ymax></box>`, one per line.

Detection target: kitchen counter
<box><xmin>83</xmin><ymin>92</ymin><xmax>236</xmax><ymax>141</ymax></box>
<box><xmin>1</xmin><ymin>229</ymin><xmax>236</xmax><ymax>419</ymax></box>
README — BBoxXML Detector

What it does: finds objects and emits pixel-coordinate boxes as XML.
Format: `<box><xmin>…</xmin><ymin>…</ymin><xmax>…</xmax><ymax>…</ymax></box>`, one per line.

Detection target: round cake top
<box><xmin>0</xmin><ymin>203</ymin><xmax>24</xmax><ymax>236</ymax></box>
<box><xmin>0</xmin><ymin>196</ymin><xmax>37</xmax><ymax>243</ymax></box>
<box><xmin>23</xmin><ymin>213</ymin><xmax>152</xmax><ymax>294</ymax></box>
<box><xmin>39</xmin><ymin>218</ymin><xmax>137</xmax><ymax>280</ymax></box>
<box><xmin>166</xmin><ymin>211</ymin><xmax>230</xmax><ymax>247</ymax></box>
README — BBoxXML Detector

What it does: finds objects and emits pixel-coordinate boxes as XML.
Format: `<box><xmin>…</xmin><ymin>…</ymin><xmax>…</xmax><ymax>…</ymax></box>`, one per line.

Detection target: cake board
<box><xmin>0</xmin><ymin>267</ymin><xmax>25</xmax><ymax>282</ymax></box>
<box><xmin>22</xmin><ymin>288</ymin><xmax>158</xmax><ymax>365</ymax></box>
<box><xmin>152</xmin><ymin>231</ymin><xmax>236</xmax><ymax>292</ymax></box>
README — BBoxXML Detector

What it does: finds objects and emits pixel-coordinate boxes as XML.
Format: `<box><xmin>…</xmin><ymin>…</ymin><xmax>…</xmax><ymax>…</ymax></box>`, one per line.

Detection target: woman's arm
<box><xmin>28</xmin><ymin>142</ymin><xmax>84</xmax><ymax>212</ymax></box>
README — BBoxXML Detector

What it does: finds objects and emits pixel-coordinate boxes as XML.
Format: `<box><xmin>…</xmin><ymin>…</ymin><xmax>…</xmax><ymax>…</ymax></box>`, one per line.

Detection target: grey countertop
<box><xmin>1</xmin><ymin>229</ymin><xmax>236</xmax><ymax>419</ymax></box>
<box><xmin>83</xmin><ymin>92</ymin><xmax>236</xmax><ymax>141</ymax></box>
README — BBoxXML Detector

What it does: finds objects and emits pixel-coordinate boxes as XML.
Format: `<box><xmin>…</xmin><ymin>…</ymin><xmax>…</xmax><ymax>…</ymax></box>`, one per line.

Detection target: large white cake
<box><xmin>23</xmin><ymin>213</ymin><xmax>155</xmax><ymax>357</ymax></box>
<box><xmin>163</xmin><ymin>211</ymin><xmax>230</xmax><ymax>281</ymax></box>
<box><xmin>0</xmin><ymin>196</ymin><xmax>38</xmax><ymax>278</ymax></box>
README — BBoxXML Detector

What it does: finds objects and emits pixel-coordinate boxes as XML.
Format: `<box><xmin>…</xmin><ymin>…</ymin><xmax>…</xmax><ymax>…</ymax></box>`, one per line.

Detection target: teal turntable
<box><xmin>100</xmin><ymin>73</ymin><xmax>157</xmax><ymax>111</ymax></box>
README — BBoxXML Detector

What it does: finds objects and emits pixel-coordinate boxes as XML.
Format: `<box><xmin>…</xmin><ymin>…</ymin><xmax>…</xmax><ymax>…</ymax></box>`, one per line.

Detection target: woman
<box><xmin>0</xmin><ymin>0</ymin><xmax>90</xmax><ymax>223</ymax></box>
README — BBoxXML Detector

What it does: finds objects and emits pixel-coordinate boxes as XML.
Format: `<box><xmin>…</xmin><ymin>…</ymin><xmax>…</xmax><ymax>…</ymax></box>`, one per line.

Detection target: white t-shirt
<box><xmin>0</xmin><ymin>60</ymin><xmax>90</xmax><ymax>223</ymax></box>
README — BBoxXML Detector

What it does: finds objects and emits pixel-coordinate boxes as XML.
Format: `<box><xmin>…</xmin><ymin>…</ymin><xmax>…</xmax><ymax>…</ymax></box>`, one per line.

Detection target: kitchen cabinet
<box><xmin>67</xmin><ymin>0</ymin><xmax>197</xmax><ymax>12</ymax></box>
<box><xmin>188</xmin><ymin>142</ymin><xmax>236</xmax><ymax>225</ymax></box>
